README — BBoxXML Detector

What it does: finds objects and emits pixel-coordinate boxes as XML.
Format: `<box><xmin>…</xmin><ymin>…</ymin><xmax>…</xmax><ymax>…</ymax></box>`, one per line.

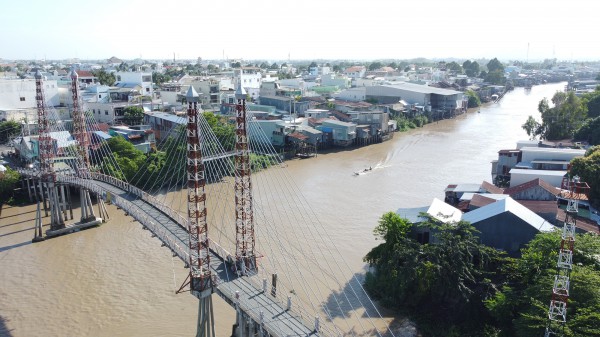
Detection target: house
<box><xmin>317</xmin><ymin>119</ymin><xmax>356</xmax><ymax>147</ymax></box>
<box><xmin>259</xmin><ymin>95</ymin><xmax>310</xmax><ymax>115</ymax></box>
<box><xmin>503</xmin><ymin>178</ymin><xmax>560</xmax><ymax>201</ymax></box>
<box><xmin>114</xmin><ymin>71</ymin><xmax>154</xmax><ymax>97</ymax></box>
<box><xmin>343</xmin><ymin>66</ymin><xmax>366</xmax><ymax>80</ymax></box>
<box><xmin>143</xmin><ymin>112</ymin><xmax>185</xmax><ymax>141</ymax></box>
<box><xmin>234</xmin><ymin>67</ymin><xmax>262</xmax><ymax>90</ymax></box>
<box><xmin>75</xmin><ymin>70</ymin><xmax>97</xmax><ymax>85</ymax></box>
<box><xmin>14</xmin><ymin>131</ymin><xmax>77</xmax><ymax>164</ymax></box>
<box><xmin>253</xmin><ymin>120</ymin><xmax>289</xmax><ymax>147</ymax></box>
<box><xmin>321</xmin><ymin>73</ymin><xmax>350</xmax><ymax>89</ymax></box>
<box><xmin>462</xmin><ymin>197</ymin><xmax>555</xmax><ymax>256</ymax></box>
<box><xmin>108</xmin><ymin>125</ymin><xmax>155</xmax><ymax>153</ymax></box>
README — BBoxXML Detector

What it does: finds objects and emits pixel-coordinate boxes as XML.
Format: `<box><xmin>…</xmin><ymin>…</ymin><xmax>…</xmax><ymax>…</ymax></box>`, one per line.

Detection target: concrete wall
<box><xmin>0</xmin><ymin>78</ymin><xmax>60</xmax><ymax>109</ymax></box>
<box><xmin>510</xmin><ymin>169</ymin><xmax>565</xmax><ymax>188</ymax></box>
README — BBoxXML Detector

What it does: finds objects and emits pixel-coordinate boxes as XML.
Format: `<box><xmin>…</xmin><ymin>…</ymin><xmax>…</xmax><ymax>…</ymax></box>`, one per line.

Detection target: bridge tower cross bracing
<box><xmin>35</xmin><ymin>70</ymin><xmax>65</xmax><ymax>231</ymax></box>
<box><xmin>70</xmin><ymin>69</ymin><xmax>97</xmax><ymax>222</ymax></box>
<box><xmin>233</xmin><ymin>83</ymin><xmax>257</xmax><ymax>275</ymax></box>
<box><xmin>184</xmin><ymin>85</ymin><xmax>215</xmax><ymax>337</ymax></box>
<box><xmin>544</xmin><ymin>175</ymin><xmax>590</xmax><ymax>337</ymax></box>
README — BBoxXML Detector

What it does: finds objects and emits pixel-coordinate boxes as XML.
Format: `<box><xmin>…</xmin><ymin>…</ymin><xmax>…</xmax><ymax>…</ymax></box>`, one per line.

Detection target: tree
<box><xmin>446</xmin><ymin>61</ymin><xmax>462</xmax><ymax>74</ymax></box>
<box><xmin>123</xmin><ymin>106</ymin><xmax>145</xmax><ymax>125</ymax></box>
<box><xmin>0</xmin><ymin>167</ymin><xmax>20</xmax><ymax>203</ymax></box>
<box><xmin>574</xmin><ymin>116</ymin><xmax>600</xmax><ymax>145</ymax></box>
<box><xmin>486</xmin><ymin>58</ymin><xmax>505</xmax><ymax>73</ymax></box>
<box><xmin>570</xmin><ymin>146</ymin><xmax>600</xmax><ymax>206</ymax></box>
<box><xmin>0</xmin><ymin>120</ymin><xmax>21</xmax><ymax>143</ymax></box>
<box><xmin>231</xmin><ymin>62</ymin><xmax>241</xmax><ymax>68</ymax></box>
<box><xmin>93</xmin><ymin>68</ymin><xmax>116</xmax><ymax>86</ymax></box>
<box><xmin>486</xmin><ymin>231</ymin><xmax>600</xmax><ymax>337</ymax></box>
<box><xmin>269</xmin><ymin>63</ymin><xmax>279</xmax><ymax>70</ymax></box>
<box><xmin>536</xmin><ymin>91</ymin><xmax>587</xmax><ymax>140</ymax></box>
<box><xmin>387</xmin><ymin>62</ymin><xmax>398</xmax><ymax>69</ymax></box>
<box><xmin>309</xmin><ymin>61</ymin><xmax>318</xmax><ymax>68</ymax></box>
<box><xmin>463</xmin><ymin>60</ymin><xmax>480</xmax><ymax>77</ymax></box>
<box><xmin>364</xmin><ymin>214</ymin><xmax>504</xmax><ymax>336</ymax></box>
<box><xmin>368</xmin><ymin>62</ymin><xmax>383</xmax><ymax>71</ymax></box>
<box><xmin>465</xmin><ymin>90</ymin><xmax>481</xmax><ymax>108</ymax></box>
<box><xmin>152</xmin><ymin>72</ymin><xmax>171</xmax><ymax>85</ymax></box>
<box><xmin>522</xmin><ymin>115</ymin><xmax>542</xmax><ymax>140</ymax></box>
<box><xmin>485</xmin><ymin>70</ymin><xmax>506</xmax><ymax>85</ymax></box>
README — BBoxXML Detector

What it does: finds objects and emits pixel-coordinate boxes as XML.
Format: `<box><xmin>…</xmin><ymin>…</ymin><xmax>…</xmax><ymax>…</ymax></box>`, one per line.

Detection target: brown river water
<box><xmin>0</xmin><ymin>83</ymin><xmax>564</xmax><ymax>337</ymax></box>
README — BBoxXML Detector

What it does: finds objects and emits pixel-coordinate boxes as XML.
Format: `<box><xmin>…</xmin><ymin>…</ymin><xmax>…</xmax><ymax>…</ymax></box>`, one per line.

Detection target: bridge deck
<box><xmin>22</xmin><ymin>170</ymin><xmax>318</xmax><ymax>337</ymax></box>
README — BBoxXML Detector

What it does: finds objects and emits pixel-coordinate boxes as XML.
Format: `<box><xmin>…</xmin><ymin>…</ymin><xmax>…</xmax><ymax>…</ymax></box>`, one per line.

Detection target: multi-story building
<box><xmin>114</xmin><ymin>71</ymin><xmax>153</xmax><ymax>97</ymax></box>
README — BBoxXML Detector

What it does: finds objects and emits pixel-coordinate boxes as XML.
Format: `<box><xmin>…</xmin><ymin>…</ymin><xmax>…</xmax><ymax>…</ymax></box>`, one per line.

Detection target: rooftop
<box><xmin>462</xmin><ymin>197</ymin><xmax>555</xmax><ymax>232</ymax></box>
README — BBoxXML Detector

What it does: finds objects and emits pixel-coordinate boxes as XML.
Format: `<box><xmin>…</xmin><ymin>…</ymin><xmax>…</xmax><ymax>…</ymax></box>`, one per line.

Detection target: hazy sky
<box><xmin>1</xmin><ymin>0</ymin><xmax>598</xmax><ymax>62</ymax></box>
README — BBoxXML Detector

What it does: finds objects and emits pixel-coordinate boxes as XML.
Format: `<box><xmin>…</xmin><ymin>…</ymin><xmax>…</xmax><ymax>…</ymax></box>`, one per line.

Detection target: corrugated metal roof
<box><xmin>462</xmin><ymin>197</ymin><xmax>554</xmax><ymax>232</ymax></box>
<box><xmin>376</xmin><ymin>82</ymin><xmax>462</xmax><ymax>95</ymax></box>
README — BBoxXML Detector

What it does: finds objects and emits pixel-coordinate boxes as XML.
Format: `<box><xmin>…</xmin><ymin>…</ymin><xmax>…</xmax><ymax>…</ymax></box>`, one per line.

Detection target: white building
<box><xmin>234</xmin><ymin>67</ymin><xmax>262</xmax><ymax>90</ymax></box>
<box><xmin>114</xmin><ymin>71</ymin><xmax>153</xmax><ymax>97</ymax></box>
<box><xmin>509</xmin><ymin>169</ymin><xmax>566</xmax><ymax>188</ymax></box>
<box><xmin>334</xmin><ymin>87</ymin><xmax>366</xmax><ymax>102</ymax></box>
<box><xmin>0</xmin><ymin>77</ymin><xmax>61</xmax><ymax>122</ymax></box>
<box><xmin>344</xmin><ymin>66</ymin><xmax>366</xmax><ymax>79</ymax></box>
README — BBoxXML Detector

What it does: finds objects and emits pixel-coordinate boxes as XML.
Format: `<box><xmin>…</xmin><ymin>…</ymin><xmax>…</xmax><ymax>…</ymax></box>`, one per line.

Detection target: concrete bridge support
<box><xmin>196</xmin><ymin>295</ymin><xmax>216</xmax><ymax>337</ymax></box>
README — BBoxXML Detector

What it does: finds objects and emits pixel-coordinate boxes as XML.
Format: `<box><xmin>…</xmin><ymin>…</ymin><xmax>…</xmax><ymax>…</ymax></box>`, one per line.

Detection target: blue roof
<box><xmin>147</xmin><ymin>112</ymin><xmax>186</xmax><ymax>124</ymax></box>
<box><xmin>93</xmin><ymin>131</ymin><xmax>112</xmax><ymax>140</ymax></box>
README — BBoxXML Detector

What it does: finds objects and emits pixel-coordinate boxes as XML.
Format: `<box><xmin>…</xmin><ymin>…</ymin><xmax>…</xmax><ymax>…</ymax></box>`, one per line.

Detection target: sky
<box><xmin>1</xmin><ymin>0</ymin><xmax>599</xmax><ymax>62</ymax></box>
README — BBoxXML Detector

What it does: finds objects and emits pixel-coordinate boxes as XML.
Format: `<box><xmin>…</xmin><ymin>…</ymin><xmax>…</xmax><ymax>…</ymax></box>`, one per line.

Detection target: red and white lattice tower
<box><xmin>35</xmin><ymin>70</ymin><xmax>65</xmax><ymax>230</ymax></box>
<box><xmin>184</xmin><ymin>85</ymin><xmax>213</xmax><ymax>297</ymax></box>
<box><xmin>70</xmin><ymin>69</ymin><xmax>97</xmax><ymax>222</ymax></box>
<box><xmin>183</xmin><ymin>86</ymin><xmax>215</xmax><ymax>337</ymax></box>
<box><xmin>544</xmin><ymin>175</ymin><xmax>590</xmax><ymax>337</ymax></box>
<box><xmin>233</xmin><ymin>83</ymin><xmax>257</xmax><ymax>276</ymax></box>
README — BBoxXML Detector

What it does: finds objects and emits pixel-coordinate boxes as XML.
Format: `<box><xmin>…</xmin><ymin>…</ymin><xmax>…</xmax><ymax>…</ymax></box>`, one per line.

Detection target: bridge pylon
<box><xmin>233</xmin><ymin>83</ymin><xmax>257</xmax><ymax>276</ymax></box>
<box><xmin>70</xmin><ymin>69</ymin><xmax>102</xmax><ymax>225</ymax></box>
<box><xmin>181</xmin><ymin>85</ymin><xmax>215</xmax><ymax>337</ymax></box>
<box><xmin>34</xmin><ymin>70</ymin><xmax>66</xmax><ymax>232</ymax></box>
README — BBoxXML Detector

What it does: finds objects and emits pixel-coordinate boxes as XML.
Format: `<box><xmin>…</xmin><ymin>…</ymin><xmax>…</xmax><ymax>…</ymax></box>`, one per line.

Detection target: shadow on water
<box><xmin>322</xmin><ymin>267</ymin><xmax>417</xmax><ymax>337</ymax></box>
<box><xmin>0</xmin><ymin>315</ymin><xmax>15</xmax><ymax>337</ymax></box>
<box><xmin>0</xmin><ymin>240</ymin><xmax>31</xmax><ymax>253</ymax></box>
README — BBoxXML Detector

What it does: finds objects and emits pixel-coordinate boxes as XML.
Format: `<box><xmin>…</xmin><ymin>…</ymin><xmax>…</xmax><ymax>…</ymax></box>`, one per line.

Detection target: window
<box><xmin>98</xmin><ymin>94</ymin><xmax>102</xmax><ymax>98</ymax></box>
<box><xmin>105</xmin><ymin>110</ymin><xmax>109</xmax><ymax>115</ymax></box>
<box><xmin>20</xmin><ymin>97</ymin><xmax>25</xmax><ymax>101</ymax></box>
<box><xmin>146</xmin><ymin>87</ymin><xmax>150</xmax><ymax>92</ymax></box>
<box><xmin>92</xmin><ymin>109</ymin><xmax>95</xmax><ymax>114</ymax></box>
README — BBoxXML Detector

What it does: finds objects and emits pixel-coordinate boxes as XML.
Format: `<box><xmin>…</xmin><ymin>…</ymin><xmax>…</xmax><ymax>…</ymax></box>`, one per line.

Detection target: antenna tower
<box><xmin>544</xmin><ymin>175</ymin><xmax>590</xmax><ymax>337</ymax></box>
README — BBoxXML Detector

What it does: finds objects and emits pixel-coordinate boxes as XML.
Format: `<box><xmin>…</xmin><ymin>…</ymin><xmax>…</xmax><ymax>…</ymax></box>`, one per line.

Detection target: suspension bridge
<box><xmin>15</xmin><ymin>70</ymin><xmax>395</xmax><ymax>337</ymax></box>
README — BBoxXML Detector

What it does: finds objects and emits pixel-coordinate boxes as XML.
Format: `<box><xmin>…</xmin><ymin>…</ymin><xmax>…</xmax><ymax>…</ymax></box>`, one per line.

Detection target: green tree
<box><xmin>446</xmin><ymin>61</ymin><xmax>462</xmax><ymax>73</ymax></box>
<box><xmin>269</xmin><ymin>63</ymin><xmax>279</xmax><ymax>70</ymax></box>
<box><xmin>123</xmin><ymin>106</ymin><xmax>145</xmax><ymax>125</ymax></box>
<box><xmin>487</xmin><ymin>58</ymin><xmax>505</xmax><ymax>73</ymax></box>
<box><xmin>152</xmin><ymin>72</ymin><xmax>171</xmax><ymax>85</ymax></box>
<box><xmin>231</xmin><ymin>62</ymin><xmax>241</xmax><ymax>68</ymax></box>
<box><xmin>485</xmin><ymin>70</ymin><xmax>506</xmax><ymax>85</ymax></box>
<box><xmin>486</xmin><ymin>231</ymin><xmax>600</xmax><ymax>337</ymax></box>
<box><xmin>93</xmin><ymin>68</ymin><xmax>116</xmax><ymax>86</ymax></box>
<box><xmin>574</xmin><ymin>116</ymin><xmax>600</xmax><ymax>145</ymax></box>
<box><xmin>463</xmin><ymin>60</ymin><xmax>480</xmax><ymax>77</ymax></box>
<box><xmin>570</xmin><ymin>145</ymin><xmax>600</xmax><ymax>205</ymax></box>
<box><xmin>537</xmin><ymin>91</ymin><xmax>587</xmax><ymax>140</ymax></box>
<box><xmin>0</xmin><ymin>168</ymin><xmax>20</xmax><ymax>203</ymax></box>
<box><xmin>368</xmin><ymin>61</ymin><xmax>383</xmax><ymax>71</ymax></box>
<box><xmin>364</xmin><ymin>215</ymin><xmax>504</xmax><ymax>336</ymax></box>
<box><xmin>0</xmin><ymin>120</ymin><xmax>21</xmax><ymax>143</ymax></box>
<box><xmin>465</xmin><ymin>90</ymin><xmax>481</xmax><ymax>108</ymax></box>
<box><xmin>522</xmin><ymin>115</ymin><xmax>542</xmax><ymax>140</ymax></box>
